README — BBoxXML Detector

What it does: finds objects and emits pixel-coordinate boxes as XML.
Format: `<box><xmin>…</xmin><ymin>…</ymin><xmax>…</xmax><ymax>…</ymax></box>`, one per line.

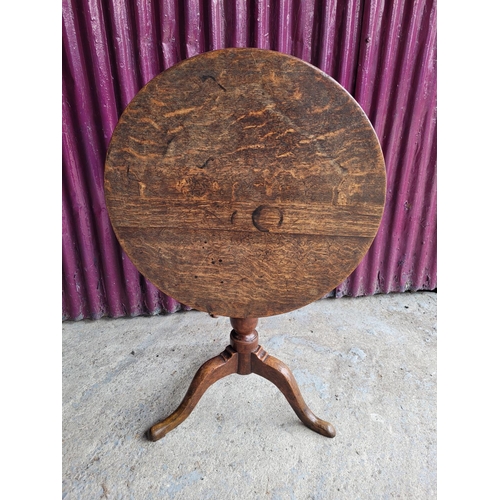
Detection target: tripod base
<box><xmin>148</xmin><ymin>317</ymin><xmax>335</xmax><ymax>441</ymax></box>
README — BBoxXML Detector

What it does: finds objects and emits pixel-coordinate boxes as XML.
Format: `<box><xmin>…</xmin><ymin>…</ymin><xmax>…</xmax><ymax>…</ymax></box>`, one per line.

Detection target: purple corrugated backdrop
<box><xmin>62</xmin><ymin>0</ymin><xmax>437</xmax><ymax>321</ymax></box>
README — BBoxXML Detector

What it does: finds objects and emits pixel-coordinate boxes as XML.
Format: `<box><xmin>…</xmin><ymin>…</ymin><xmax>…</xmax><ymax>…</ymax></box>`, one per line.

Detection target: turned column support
<box><xmin>230</xmin><ymin>317</ymin><xmax>259</xmax><ymax>374</ymax></box>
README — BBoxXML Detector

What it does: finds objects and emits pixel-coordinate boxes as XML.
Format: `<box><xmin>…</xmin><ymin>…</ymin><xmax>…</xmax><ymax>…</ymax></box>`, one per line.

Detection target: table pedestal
<box><xmin>148</xmin><ymin>317</ymin><xmax>335</xmax><ymax>441</ymax></box>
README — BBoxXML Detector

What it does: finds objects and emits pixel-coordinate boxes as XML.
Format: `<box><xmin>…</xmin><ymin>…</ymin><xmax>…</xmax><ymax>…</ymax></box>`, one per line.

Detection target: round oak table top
<box><xmin>104</xmin><ymin>48</ymin><xmax>386</xmax><ymax>318</ymax></box>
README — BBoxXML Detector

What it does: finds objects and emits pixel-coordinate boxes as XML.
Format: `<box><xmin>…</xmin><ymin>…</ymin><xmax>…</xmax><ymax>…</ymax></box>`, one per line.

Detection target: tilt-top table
<box><xmin>104</xmin><ymin>48</ymin><xmax>386</xmax><ymax>441</ymax></box>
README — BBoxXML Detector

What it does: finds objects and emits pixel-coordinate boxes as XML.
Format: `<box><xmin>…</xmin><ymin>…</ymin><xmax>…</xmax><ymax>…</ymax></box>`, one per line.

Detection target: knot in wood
<box><xmin>252</xmin><ymin>205</ymin><xmax>283</xmax><ymax>232</ymax></box>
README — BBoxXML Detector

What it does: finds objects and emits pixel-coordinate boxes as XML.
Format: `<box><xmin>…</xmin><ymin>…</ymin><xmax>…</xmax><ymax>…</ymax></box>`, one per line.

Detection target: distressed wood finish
<box><xmin>104</xmin><ymin>48</ymin><xmax>386</xmax><ymax>319</ymax></box>
<box><xmin>148</xmin><ymin>318</ymin><xmax>335</xmax><ymax>441</ymax></box>
<box><xmin>105</xmin><ymin>49</ymin><xmax>386</xmax><ymax>440</ymax></box>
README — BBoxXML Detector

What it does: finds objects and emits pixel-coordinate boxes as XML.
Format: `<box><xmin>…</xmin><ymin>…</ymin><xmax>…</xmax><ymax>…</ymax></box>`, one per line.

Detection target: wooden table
<box><xmin>105</xmin><ymin>48</ymin><xmax>386</xmax><ymax>441</ymax></box>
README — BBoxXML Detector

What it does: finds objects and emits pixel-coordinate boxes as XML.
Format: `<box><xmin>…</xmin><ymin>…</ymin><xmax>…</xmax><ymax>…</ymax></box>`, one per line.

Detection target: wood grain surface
<box><xmin>104</xmin><ymin>48</ymin><xmax>386</xmax><ymax>318</ymax></box>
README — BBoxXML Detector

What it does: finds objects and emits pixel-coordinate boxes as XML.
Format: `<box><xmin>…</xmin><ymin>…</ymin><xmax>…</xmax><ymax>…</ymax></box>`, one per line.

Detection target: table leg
<box><xmin>148</xmin><ymin>346</ymin><xmax>238</xmax><ymax>441</ymax></box>
<box><xmin>251</xmin><ymin>345</ymin><xmax>336</xmax><ymax>438</ymax></box>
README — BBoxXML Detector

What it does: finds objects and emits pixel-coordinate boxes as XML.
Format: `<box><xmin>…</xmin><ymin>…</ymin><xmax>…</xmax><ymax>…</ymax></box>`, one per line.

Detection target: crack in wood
<box><xmin>201</xmin><ymin>74</ymin><xmax>226</xmax><ymax>92</ymax></box>
<box><xmin>198</xmin><ymin>157</ymin><xmax>214</xmax><ymax>169</ymax></box>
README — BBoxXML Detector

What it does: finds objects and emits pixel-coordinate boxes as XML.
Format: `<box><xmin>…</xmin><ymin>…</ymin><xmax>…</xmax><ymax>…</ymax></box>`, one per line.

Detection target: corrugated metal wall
<box><xmin>62</xmin><ymin>0</ymin><xmax>437</xmax><ymax>321</ymax></box>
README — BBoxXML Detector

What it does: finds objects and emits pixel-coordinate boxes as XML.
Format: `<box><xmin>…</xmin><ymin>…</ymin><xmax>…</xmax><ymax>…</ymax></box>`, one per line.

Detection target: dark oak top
<box><xmin>104</xmin><ymin>48</ymin><xmax>386</xmax><ymax>318</ymax></box>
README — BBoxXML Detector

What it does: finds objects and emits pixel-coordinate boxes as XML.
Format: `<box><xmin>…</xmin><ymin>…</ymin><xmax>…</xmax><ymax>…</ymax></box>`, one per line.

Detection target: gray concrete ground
<box><xmin>62</xmin><ymin>291</ymin><xmax>436</xmax><ymax>499</ymax></box>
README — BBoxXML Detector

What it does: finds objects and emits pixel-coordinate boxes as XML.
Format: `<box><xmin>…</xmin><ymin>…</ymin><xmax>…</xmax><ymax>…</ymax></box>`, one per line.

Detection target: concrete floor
<box><xmin>62</xmin><ymin>291</ymin><xmax>436</xmax><ymax>499</ymax></box>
